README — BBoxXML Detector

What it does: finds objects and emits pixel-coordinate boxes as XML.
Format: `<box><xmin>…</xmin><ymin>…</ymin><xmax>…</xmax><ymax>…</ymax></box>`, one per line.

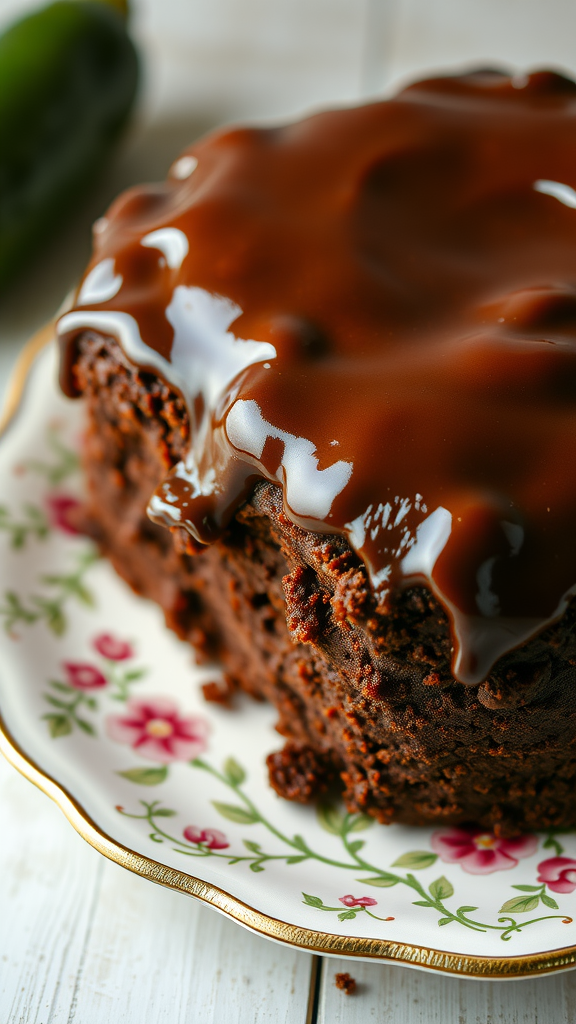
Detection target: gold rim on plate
<box><xmin>1</xmin><ymin>326</ymin><xmax>575</xmax><ymax>979</ymax></box>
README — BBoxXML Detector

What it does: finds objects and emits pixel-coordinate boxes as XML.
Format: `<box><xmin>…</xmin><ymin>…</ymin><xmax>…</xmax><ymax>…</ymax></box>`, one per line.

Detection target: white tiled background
<box><xmin>2</xmin><ymin>1</ymin><xmax>576</xmax><ymax>1019</ymax></box>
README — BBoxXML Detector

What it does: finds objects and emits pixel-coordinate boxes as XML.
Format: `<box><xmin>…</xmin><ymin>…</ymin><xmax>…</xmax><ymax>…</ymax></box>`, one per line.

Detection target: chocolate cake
<box><xmin>57</xmin><ymin>69</ymin><xmax>576</xmax><ymax>835</ymax></box>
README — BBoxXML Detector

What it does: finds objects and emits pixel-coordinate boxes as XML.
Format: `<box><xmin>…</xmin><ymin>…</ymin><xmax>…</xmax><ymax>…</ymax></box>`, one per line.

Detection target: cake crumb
<box><xmin>334</xmin><ymin>972</ymin><xmax>356</xmax><ymax>995</ymax></box>
<box><xmin>201</xmin><ymin>677</ymin><xmax>234</xmax><ymax>705</ymax></box>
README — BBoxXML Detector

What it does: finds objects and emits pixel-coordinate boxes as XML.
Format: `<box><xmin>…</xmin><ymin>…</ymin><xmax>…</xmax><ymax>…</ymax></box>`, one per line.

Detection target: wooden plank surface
<box><xmin>0</xmin><ymin>755</ymin><xmax>104</xmax><ymax>1024</ymax></box>
<box><xmin>68</xmin><ymin>860</ymin><xmax>312</xmax><ymax>1023</ymax></box>
<box><xmin>317</xmin><ymin>957</ymin><xmax>576</xmax><ymax>1023</ymax></box>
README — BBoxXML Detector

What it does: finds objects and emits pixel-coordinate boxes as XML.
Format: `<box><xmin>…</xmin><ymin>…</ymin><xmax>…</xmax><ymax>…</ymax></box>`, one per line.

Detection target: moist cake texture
<box><xmin>57</xmin><ymin>69</ymin><xmax>576</xmax><ymax>834</ymax></box>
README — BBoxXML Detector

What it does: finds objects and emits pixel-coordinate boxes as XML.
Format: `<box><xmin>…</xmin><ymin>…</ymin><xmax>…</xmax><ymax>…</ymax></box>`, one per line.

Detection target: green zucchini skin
<box><xmin>0</xmin><ymin>1</ymin><xmax>139</xmax><ymax>291</ymax></box>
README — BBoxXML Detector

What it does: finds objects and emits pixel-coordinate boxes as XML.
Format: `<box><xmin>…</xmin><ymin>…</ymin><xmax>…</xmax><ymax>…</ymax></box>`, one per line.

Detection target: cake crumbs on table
<box><xmin>334</xmin><ymin>972</ymin><xmax>356</xmax><ymax>995</ymax></box>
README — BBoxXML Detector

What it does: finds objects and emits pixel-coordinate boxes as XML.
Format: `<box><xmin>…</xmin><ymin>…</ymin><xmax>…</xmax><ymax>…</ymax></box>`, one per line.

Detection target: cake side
<box><xmin>72</xmin><ymin>331</ymin><xmax>576</xmax><ymax>835</ymax></box>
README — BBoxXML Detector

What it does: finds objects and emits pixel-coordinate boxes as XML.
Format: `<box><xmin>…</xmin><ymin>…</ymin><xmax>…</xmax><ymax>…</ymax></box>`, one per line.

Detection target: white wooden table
<box><xmin>3</xmin><ymin>0</ymin><xmax>576</xmax><ymax>1019</ymax></box>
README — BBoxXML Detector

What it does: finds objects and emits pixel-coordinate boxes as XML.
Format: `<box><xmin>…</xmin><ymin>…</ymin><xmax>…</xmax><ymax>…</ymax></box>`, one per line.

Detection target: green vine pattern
<box><xmin>43</xmin><ymin>682</ymin><xmax>98</xmax><ymax>738</ymax></box>
<box><xmin>117</xmin><ymin>757</ymin><xmax>574</xmax><ymax>942</ymax></box>
<box><xmin>302</xmin><ymin>894</ymin><xmax>394</xmax><ymax>923</ymax></box>
<box><xmin>20</xmin><ymin>425</ymin><xmax>80</xmax><ymax>485</ymax></box>
<box><xmin>0</xmin><ymin>504</ymin><xmax>49</xmax><ymax>549</ymax></box>
<box><xmin>1</xmin><ymin>423</ymin><xmax>99</xmax><ymax>636</ymax></box>
<box><xmin>106</xmin><ymin>661</ymin><xmax>147</xmax><ymax>703</ymax></box>
<box><xmin>542</xmin><ymin>830</ymin><xmax>568</xmax><ymax>858</ymax></box>
<box><xmin>1</xmin><ymin>547</ymin><xmax>99</xmax><ymax>636</ymax></box>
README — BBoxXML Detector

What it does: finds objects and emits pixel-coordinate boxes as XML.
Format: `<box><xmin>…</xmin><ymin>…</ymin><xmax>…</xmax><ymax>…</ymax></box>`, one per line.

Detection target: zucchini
<box><xmin>0</xmin><ymin>0</ymin><xmax>139</xmax><ymax>290</ymax></box>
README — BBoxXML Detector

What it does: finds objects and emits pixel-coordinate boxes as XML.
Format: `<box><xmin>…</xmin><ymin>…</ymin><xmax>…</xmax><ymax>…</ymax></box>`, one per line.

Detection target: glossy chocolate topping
<box><xmin>58</xmin><ymin>69</ymin><xmax>576</xmax><ymax>684</ymax></box>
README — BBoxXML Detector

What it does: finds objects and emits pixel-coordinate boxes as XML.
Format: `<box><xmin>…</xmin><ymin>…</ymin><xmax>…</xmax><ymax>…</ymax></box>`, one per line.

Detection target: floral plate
<box><xmin>1</xmin><ymin>335</ymin><xmax>576</xmax><ymax>979</ymax></box>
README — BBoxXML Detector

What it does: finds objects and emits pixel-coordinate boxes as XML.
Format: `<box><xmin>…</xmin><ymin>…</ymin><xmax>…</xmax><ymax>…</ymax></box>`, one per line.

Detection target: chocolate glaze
<box><xmin>57</xmin><ymin>68</ymin><xmax>576</xmax><ymax>684</ymax></box>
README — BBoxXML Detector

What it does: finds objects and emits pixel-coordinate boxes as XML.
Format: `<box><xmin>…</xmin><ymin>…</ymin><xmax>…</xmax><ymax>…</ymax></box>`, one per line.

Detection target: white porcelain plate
<box><xmin>1</xmin><ymin>337</ymin><xmax>576</xmax><ymax>978</ymax></box>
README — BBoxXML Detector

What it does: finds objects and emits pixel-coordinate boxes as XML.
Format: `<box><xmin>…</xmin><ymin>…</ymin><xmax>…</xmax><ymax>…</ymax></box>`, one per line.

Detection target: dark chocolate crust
<box><xmin>71</xmin><ymin>331</ymin><xmax>576</xmax><ymax>836</ymax></box>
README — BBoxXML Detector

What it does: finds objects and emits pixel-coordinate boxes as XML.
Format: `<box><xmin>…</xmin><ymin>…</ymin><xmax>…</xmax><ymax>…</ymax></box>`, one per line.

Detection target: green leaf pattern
<box><xmin>118</xmin><ymin>766</ymin><xmax>169</xmax><ymax>786</ymax></box>
<box><xmin>117</xmin><ymin>758</ymin><xmax>575</xmax><ymax>943</ymax></box>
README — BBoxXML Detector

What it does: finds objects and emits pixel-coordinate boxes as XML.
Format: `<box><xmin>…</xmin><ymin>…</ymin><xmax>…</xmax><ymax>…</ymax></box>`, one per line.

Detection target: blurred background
<box><xmin>2</xmin><ymin>0</ymin><xmax>576</xmax><ymax>397</ymax></box>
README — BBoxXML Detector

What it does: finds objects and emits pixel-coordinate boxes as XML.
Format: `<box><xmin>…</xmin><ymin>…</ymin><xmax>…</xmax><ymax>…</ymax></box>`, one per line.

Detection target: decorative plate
<box><xmin>1</xmin><ymin>333</ymin><xmax>576</xmax><ymax>979</ymax></box>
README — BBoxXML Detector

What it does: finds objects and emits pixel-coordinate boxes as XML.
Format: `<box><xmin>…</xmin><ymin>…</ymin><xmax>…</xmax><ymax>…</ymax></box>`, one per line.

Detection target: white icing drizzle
<box><xmin>397</xmin><ymin>508</ymin><xmax>552</xmax><ymax>684</ymax></box>
<box><xmin>58</xmin><ymin>286</ymin><xmax>283</xmax><ymax>511</ymax></box>
<box><xmin>534</xmin><ymin>179</ymin><xmax>576</xmax><ymax>209</ymax></box>
<box><xmin>225</xmin><ymin>398</ymin><xmax>353</xmax><ymax>520</ymax></box>
<box><xmin>346</xmin><ymin>494</ymin><xmax>436</xmax><ymax>590</ymax></box>
<box><xmin>170</xmin><ymin>155</ymin><xmax>198</xmax><ymax>180</ymax></box>
<box><xmin>77</xmin><ymin>259</ymin><xmax>122</xmax><ymax>305</ymax></box>
<box><xmin>475</xmin><ymin>557</ymin><xmax>500</xmax><ymax>618</ymax></box>
<box><xmin>474</xmin><ymin>522</ymin><xmax>524</xmax><ymax>619</ymax></box>
<box><xmin>174</xmin><ymin>459</ymin><xmax>217</xmax><ymax>497</ymax></box>
<box><xmin>58</xmin><ymin>288</ymin><xmax>277</xmax><ymax>423</ymax></box>
<box><xmin>400</xmin><ymin>506</ymin><xmax>452</xmax><ymax>579</ymax></box>
<box><xmin>148</xmin><ymin>492</ymin><xmax>182</xmax><ymax>522</ymax></box>
<box><xmin>141</xmin><ymin>228</ymin><xmax>189</xmax><ymax>270</ymax></box>
<box><xmin>165</xmin><ymin>287</ymin><xmax>276</xmax><ymax>414</ymax></box>
<box><xmin>57</xmin><ymin>309</ymin><xmax>171</xmax><ymax>378</ymax></box>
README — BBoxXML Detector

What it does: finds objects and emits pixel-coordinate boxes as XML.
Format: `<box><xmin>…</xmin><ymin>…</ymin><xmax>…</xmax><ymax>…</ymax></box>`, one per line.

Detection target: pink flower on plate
<box><xmin>46</xmin><ymin>494</ymin><xmax>81</xmax><ymax>535</ymax></box>
<box><xmin>106</xmin><ymin>697</ymin><xmax>209</xmax><ymax>764</ymax></box>
<box><xmin>339</xmin><ymin>895</ymin><xmax>378</xmax><ymax>908</ymax></box>
<box><xmin>93</xmin><ymin>633</ymin><xmax>133</xmax><ymax>661</ymax></box>
<box><xmin>537</xmin><ymin>857</ymin><xmax>576</xmax><ymax>894</ymax></box>
<box><xmin>64</xmin><ymin>661</ymin><xmax>107</xmax><ymax>690</ymax></box>
<box><xmin>430</xmin><ymin>827</ymin><xmax>538</xmax><ymax>875</ymax></box>
<box><xmin>183</xmin><ymin>826</ymin><xmax>229</xmax><ymax>850</ymax></box>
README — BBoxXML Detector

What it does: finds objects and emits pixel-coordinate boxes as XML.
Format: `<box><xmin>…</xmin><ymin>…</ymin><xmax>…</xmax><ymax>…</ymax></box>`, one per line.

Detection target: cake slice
<box><xmin>57</xmin><ymin>69</ymin><xmax>576</xmax><ymax>834</ymax></box>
